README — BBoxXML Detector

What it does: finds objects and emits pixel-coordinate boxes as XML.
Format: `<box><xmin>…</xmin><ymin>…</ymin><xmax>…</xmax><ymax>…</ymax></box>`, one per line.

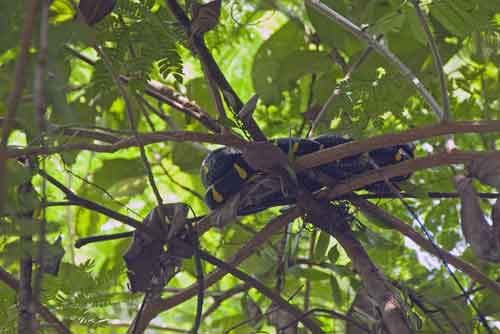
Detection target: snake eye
<box><xmin>211</xmin><ymin>187</ymin><xmax>224</xmax><ymax>203</ymax></box>
<box><xmin>396</xmin><ymin>147</ymin><xmax>411</xmax><ymax>161</ymax></box>
<box><xmin>233</xmin><ymin>163</ymin><xmax>248</xmax><ymax>180</ymax></box>
<box><xmin>395</xmin><ymin>150</ymin><xmax>403</xmax><ymax>161</ymax></box>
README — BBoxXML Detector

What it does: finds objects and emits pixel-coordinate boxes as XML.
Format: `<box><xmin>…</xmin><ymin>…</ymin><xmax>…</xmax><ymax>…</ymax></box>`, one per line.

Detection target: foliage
<box><xmin>0</xmin><ymin>0</ymin><xmax>499</xmax><ymax>333</ymax></box>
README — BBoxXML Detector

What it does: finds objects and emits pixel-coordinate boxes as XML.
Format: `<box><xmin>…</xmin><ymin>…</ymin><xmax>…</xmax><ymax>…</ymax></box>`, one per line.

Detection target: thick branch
<box><xmin>165</xmin><ymin>0</ymin><xmax>266</xmax><ymax>141</ymax></box>
<box><xmin>297</xmin><ymin>120</ymin><xmax>500</xmax><ymax>170</ymax></box>
<box><xmin>131</xmin><ymin>208</ymin><xmax>301</xmax><ymax>332</ymax></box>
<box><xmin>298</xmin><ymin>193</ymin><xmax>412</xmax><ymax>334</ymax></box>
<box><xmin>351</xmin><ymin>197</ymin><xmax>500</xmax><ymax>296</ymax></box>
<box><xmin>198</xmin><ymin>251</ymin><xmax>323</xmax><ymax>334</ymax></box>
<box><xmin>320</xmin><ymin>150</ymin><xmax>500</xmax><ymax>202</ymax></box>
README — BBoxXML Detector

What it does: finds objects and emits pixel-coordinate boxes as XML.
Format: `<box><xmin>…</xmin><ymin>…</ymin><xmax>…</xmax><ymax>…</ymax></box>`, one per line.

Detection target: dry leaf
<box><xmin>190</xmin><ymin>0</ymin><xmax>222</xmax><ymax>36</ymax></box>
<box><xmin>123</xmin><ymin>203</ymin><xmax>190</xmax><ymax>292</ymax></box>
<box><xmin>454</xmin><ymin>175</ymin><xmax>500</xmax><ymax>262</ymax></box>
<box><xmin>238</xmin><ymin>94</ymin><xmax>259</xmax><ymax>119</ymax></box>
<box><xmin>40</xmin><ymin>236</ymin><xmax>65</xmax><ymax>276</ymax></box>
<box><xmin>78</xmin><ymin>0</ymin><xmax>116</xmax><ymax>26</ymax></box>
<box><xmin>242</xmin><ymin>141</ymin><xmax>289</xmax><ymax>172</ymax></box>
<box><xmin>303</xmin><ymin>104</ymin><xmax>322</xmax><ymax>121</ymax></box>
<box><xmin>243</xmin><ymin>294</ymin><xmax>263</xmax><ymax>328</ymax></box>
<box><xmin>266</xmin><ymin>302</ymin><xmax>297</xmax><ymax>334</ymax></box>
<box><xmin>468</xmin><ymin>156</ymin><xmax>500</xmax><ymax>189</ymax></box>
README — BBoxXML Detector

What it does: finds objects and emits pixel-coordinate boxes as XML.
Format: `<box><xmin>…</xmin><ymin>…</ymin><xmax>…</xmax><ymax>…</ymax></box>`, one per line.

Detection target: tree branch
<box><xmin>351</xmin><ymin>197</ymin><xmax>500</xmax><ymax>296</ymax></box>
<box><xmin>297</xmin><ymin>191</ymin><xmax>412</xmax><ymax>334</ymax></box>
<box><xmin>164</xmin><ymin>0</ymin><xmax>266</xmax><ymax>141</ymax></box>
<box><xmin>305</xmin><ymin>0</ymin><xmax>444</xmax><ymax>120</ymax></box>
<box><xmin>410</xmin><ymin>0</ymin><xmax>450</xmax><ymax>121</ymax></box>
<box><xmin>37</xmin><ymin>169</ymin><xmax>151</xmax><ymax>236</ymax></box>
<box><xmin>320</xmin><ymin>150</ymin><xmax>500</xmax><ymax>202</ymax></box>
<box><xmin>0</xmin><ymin>0</ymin><xmax>40</xmax><ymax>212</ymax></box>
<box><xmin>0</xmin><ymin>266</ymin><xmax>72</xmax><ymax>334</ymax></box>
<box><xmin>8</xmin><ymin>130</ymin><xmax>247</xmax><ymax>158</ymax></box>
<box><xmin>296</xmin><ymin>120</ymin><xmax>500</xmax><ymax>170</ymax></box>
<box><xmin>198</xmin><ymin>250</ymin><xmax>324</xmax><ymax>334</ymax></box>
<box><xmin>131</xmin><ymin>208</ymin><xmax>301</xmax><ymax>332</ymax></box>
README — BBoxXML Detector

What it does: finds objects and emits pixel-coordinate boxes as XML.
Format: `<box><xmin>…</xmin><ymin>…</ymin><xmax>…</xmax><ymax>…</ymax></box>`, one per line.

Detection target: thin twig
<box><xmin>38</xmin><ymin>169</ymin><xmax>151</xmax><ymax>235</ymax></box>
<box><xmin>95</xmin><ymin>45</ymin><xmax>165</xmax><ymax>215</ymax></box>
<box><xmin>305</xmin><ymin>0</ymin><xmax>444</xmax><ymax>120</ymax></box>
<box><xmin>202</xmin><ymin>284</ymin><xmax>250</xmax><ymax>319</ymax></box>
<box><xmin>165</xmin><ymin>0</ymin><xmax>266</xmax><ymax>141</ymax></box>
<box><xmin>75</xmin><ymin>231</ymin><xmax>134</xmax><ymax>248</ymax></box>
<box><xmin>33</xmin><ymin>0</ymin><xmax>50</xmax><ymax>326</ymax></box>
<box><xmin>0</xmin><ymin>266</ymin><xmax>72</xmax><ymax>334</ymax></box>
<box><xmin>351</xmin><ymin>197</ymin><xmax>500</xmax><ymax>296</ymax></box>
<box><xmin>309</xmin><ymin>35</ymin><xmax>380</xmax><ymax>135</ymax></box>
<box><xmin>157</xmin><ymin>160</ymin><xmax>204</xmax><ymax>201</ymax></box>
<box><xmin>108</xmin><ymin>322</ymin><xmax>190</xmax><ymax>333</ymax></box>
<box><xmin>8</xmin><ymin>130</ymin><xmax>247</xmax><ymax>158</ymax></box>
<box><xmin>410</xmin><ymin>0</ymin><xmax>449</xmax><ymax>121</ymax></box>
<box><xmin>0</xmin><ymin>0</ymin><xmax>40</xmax><ymax>212</ymax></box>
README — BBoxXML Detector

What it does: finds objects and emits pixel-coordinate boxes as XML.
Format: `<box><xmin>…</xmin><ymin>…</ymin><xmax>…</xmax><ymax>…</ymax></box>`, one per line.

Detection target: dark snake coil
<box><xmin>200</xmin><ymin>135</ymin><xmax>414</xmax><ymax>215</ymax></box>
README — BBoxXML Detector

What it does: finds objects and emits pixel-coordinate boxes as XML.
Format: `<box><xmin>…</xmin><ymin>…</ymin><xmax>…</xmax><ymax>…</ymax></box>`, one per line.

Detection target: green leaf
<box><xmin>252</xmin><ymin>21</ymin><xmax>333</xmax><ymax>105</ymax></box>
<box><xmin>171</xmin><ymin>143</ymin><xmax>207</xmax><ymax>173</ymax></box>
<box><xmin>291</xmin><ymin>267</ymin><xmax>330</xmax><ymax>281</ymax></box>
<box><xmin>50</xmin><ymin>0</ymin><xmax>75</xmax><ymax>23</ymax></box>
<box><xmin>327</xmin><ymin>244</ymin><xmax>340</xmax><ymax>264</ymax></box>
<box><xmin>185</xmin><ymin>77</ymin><xmax>217</xmax><ymax>118</ymax></box>
<box><xmin>329</xmin><ymin>275</ymin><xmax>343</xmax><ymax>305</ymax></box>
<box><xmin>313</xmin><ymin>230</ymin><xmax>330</xmax><ymax>262</ymax></box>
<box><xmin>85</xmin><ymin>158</ymin><xmax>147</xmax><ymax>200</ymax></box>
<box><xmin>478</xmin><ymin>292</ymin><xmax>500</xmax><ymax>316</ymax></box>
<box><xmin>306</xmin><ymin>0</ymin><xmax>362</xmax><ymax>53</ymax></box>
<box><xmin>430</xmin><ymin>0</ymin><xmax>494</xmax><ymax>37</ymax></box>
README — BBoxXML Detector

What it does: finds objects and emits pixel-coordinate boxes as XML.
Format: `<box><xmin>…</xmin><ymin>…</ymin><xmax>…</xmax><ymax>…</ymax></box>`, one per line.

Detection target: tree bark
<box><xmin>298</xmin><ymin>192</ymin><xmax>411</xmax><ymax>334</ymax></box>
<box><xmin>18</xmin><ymin>247</ymin><xmax>34</xmax><ymax>334</ymax></box>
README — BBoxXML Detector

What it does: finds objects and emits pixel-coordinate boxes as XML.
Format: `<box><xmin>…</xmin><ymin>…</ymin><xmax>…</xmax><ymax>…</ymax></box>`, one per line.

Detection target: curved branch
<box><xmin>8</xmin><ymin>131</ymin><xmax>247</xmax><ymax>158</ymax></box>
<box><xmin>410</xmin><ymin>0</ymin><xmax>450</xmax><ymax>121</ymax></box>
<box><xmin>132</xmin><ymin>208</ymin><xmax>302</xmax><ymax>332</ymax></box>
<box><xmin>320</xmin><ymin>150</ymin><xmax>500</xmax><ymax>201</ymax></box>
<box><xmin>305</xmin><ymin>0</ymin><xmax>444</xmax><ymax>120</ymax></box>
<box><xmin>297</xmin><ymin>120</ymin><xmax>500</xmax><ymax>170</ymax></box>
<box><xmin>164</xmin><ymin>0</ymin><xmax>266</xmax><ymax>141</ymax></box>
<box><xmin>198</xmin><ymin>250</ymin><xmax>324</xmax><ymax>333</ymax></box>
<box><xmin>351</xmin><ymin>197</ymin><xmax>500</xmax><ymax>296</ymax></box>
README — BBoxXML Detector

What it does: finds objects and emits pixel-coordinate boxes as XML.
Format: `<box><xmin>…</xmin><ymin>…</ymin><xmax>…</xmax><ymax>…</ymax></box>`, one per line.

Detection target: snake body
<box><xmin>201</xmin><ymin>135</ymin><xmax>415</xmax><ymax>214</ymax></box>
